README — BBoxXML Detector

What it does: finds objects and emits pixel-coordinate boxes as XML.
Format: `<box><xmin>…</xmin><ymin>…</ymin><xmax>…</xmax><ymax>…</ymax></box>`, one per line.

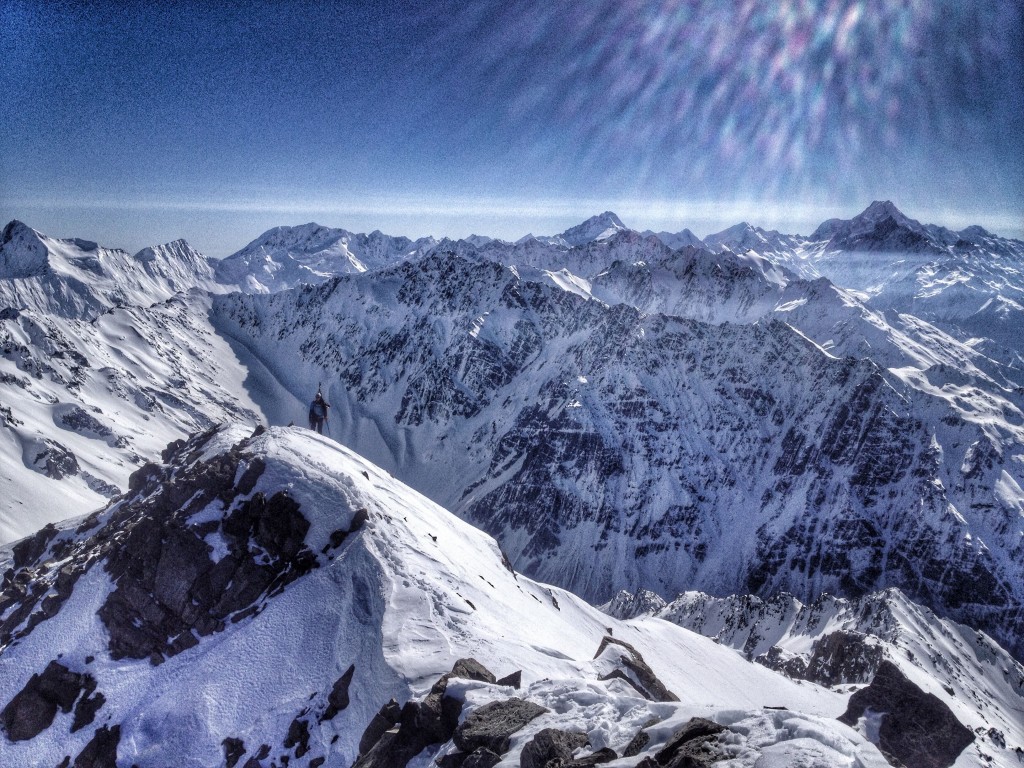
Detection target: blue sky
<box><xmin>2</xmin><ymin>0</ymin><xmax>1021</xmax><ymax>256</ymax></box>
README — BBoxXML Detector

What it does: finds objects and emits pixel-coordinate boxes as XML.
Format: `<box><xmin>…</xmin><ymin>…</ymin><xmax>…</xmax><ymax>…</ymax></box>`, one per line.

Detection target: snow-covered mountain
<box><xmin>3</xmin><ymin>206</ymin><xmax>1024</xmax><ymax>764</ymax></box>
<box><xmin>0</xmin><ymin>292</ymin><xmax>264</xmax><ymax>542</ymax></box>
<box><xmin>213</xmin><ymin>222</ymin><xmax>438</xmax><ymax>293</ymax></box>
<box><xmin>0</xmin><ymin>220</ymin><xmax>224</xmax><ymax>319</ymax></box>
<box><xmin>211</xmin><ymin>250</ymin><xmax>1024</xmax><ymax>660</ymax></box>
<box><xmin>0</xmin><ymin>425</ymin><xmax>923</xmax><ymax>768</ymax></box>
<box><xmin>641</xmin><ymin>227</ymin><xmax>705</xmax><ymax>250</ymax></box>
<box><xmin>605</xmin><ymin>586</ymin><xmax>1024</xmax><ymax>765</ymax></box>
<box><xmin>703</xmin><ymin>222</ymin><xmax>808</xmax><ymax>259</ymax></box>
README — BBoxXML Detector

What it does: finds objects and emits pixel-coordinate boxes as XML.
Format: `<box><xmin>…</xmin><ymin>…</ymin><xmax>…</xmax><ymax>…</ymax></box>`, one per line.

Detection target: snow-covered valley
<box><xmin>2</xmin><ymin>203</ymin><xmax>1024</xmax><ymax>766</ymax></box>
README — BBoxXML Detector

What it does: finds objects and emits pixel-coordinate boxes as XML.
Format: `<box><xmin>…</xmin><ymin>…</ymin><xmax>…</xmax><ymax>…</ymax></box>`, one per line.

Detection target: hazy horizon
<box><xmin>2</xmin><ymin>0</ymin><xmax>1021</xmax><ymax>257</ymax></box>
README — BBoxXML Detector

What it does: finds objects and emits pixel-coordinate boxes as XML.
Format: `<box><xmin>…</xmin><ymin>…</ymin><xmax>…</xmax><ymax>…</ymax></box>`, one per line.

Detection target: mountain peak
<box><xmin>557</xmin><ymin>211</ymin><xmax>628</xmax><ymax>247</ymax></box>
<box><xmin>0</xmin><ymin>219</ymin><xmax>51</xmax><ymax>278</ymax></box>
<box><xmin>858</xmin><ymin>200</ymin><xmax>911</xmax><ymax>224</ymax></box>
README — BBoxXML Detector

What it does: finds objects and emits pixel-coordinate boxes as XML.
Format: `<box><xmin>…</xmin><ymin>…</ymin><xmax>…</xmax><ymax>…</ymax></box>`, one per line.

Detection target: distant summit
<box><xmin>558</xmin><ymin>211</ymin><xmax>626</xmax><ymax>247</ymax></box>
<box><xmin>703</xmin><ymin>222</ymin><xmax>805</xmax><ymax>257</ymax></box>
<box><xmin>811</xmin><ymin>201</ymin><xmax>943</xmax><ymax>253</ymax></box>
<box><xmin>213</xmin><ymin>223</ymin><xmax>437</xmax><ymax>293</ymax></box>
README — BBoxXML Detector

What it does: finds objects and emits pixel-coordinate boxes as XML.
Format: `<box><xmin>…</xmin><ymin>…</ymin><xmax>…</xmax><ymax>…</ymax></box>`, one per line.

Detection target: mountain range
<box><xmin>2</xmin><ymin>202</ymin><xmax>1024</xmax><ymax>766</ymax></box>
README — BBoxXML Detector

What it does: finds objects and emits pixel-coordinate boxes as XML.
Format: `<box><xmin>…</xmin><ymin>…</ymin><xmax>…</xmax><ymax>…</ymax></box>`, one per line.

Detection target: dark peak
<box><xmin>855</xmin><ymin>201</ymin><xmax>913</xmax><ymax>226</ymax></box>
<box><xmin>2</xmin><ymin>219</ymin><xmax>41</xmax><ymax>244</ymax></box>
<box><xmin>554</xmin><ymin>211</ymin><xmax>629</xmax><ymax>248</ymax></box>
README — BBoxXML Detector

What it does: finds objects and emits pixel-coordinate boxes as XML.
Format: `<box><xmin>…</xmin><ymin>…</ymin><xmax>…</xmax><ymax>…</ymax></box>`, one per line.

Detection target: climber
<box><xmin>308</xmin><ymin>390</ymin><xmax>330</xmax><ymax>434</ymax></box>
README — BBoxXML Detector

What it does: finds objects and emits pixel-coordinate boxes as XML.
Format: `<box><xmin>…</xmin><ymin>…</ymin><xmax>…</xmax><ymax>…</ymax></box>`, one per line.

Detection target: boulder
<box><xmin>655</xmin><ymin>717</ymin><xmax>727</xmax><ymax>768</ymax></box>
<box><xmin>838</xmin><ymin>660</ymin><xmax>974</xmax><ymax>768</ymax></box>
<box><xmin>1</xmin><ymin>660</ymin><xmax>100</xmax><ymax>741</ymax></box>
<box><xmin>520</xmin><ymin>728</ymin><xmax>589</xmax><ymax>768</ymax></box>
<box><xmin>594</xmin><ymin>636</ymin><xmax>679</xmax><ymax>702</ymax></box>
<box><xmin>453</xmin><ymin>697</ymin><xmax>548</xmax><ymax>755</ymax></box>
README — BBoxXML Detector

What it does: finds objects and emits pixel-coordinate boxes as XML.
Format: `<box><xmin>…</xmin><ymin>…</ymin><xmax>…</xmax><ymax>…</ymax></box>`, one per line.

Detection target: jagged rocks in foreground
<box><xmin>0</xmin><ymin>425</ymin><xmax>935</xmax><ymax>767</ymax></box>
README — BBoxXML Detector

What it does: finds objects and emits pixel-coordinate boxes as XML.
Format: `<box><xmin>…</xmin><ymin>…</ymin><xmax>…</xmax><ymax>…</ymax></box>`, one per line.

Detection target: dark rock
<box><xmin>283</xmin><ymin>717</ymin><xmax>310</xmax><ymax>757</ymax></box>
<box><xmin>355</xmin><ymin>660</ymin><xmax>514</xmax><ymax>768</ymax></box>
<box><xmin>309</xmin><ymin>758</ymin><xmax>325</xmax><ymax>768</ymax></box>
<box><xmin>445</xmin><ymin>658</ymin><xmax>497</xmax><ymax>687</ymax></box>
<box><xmin>754</xmin><ymin>645</ymin><xmax>809</xmax><ymax>680</ymax></box>
<box><xmin>71</xmin><ymin>689</ymin><xmax>105</xmax><ymax>732</ymax></box>
<box><xmin>11</xmin><ymin>523</ymin><xmax>58</xmax><ymax>569</ymax></box>
<box><xmin>1</xmin><ymin>660</ymin><xmax>97</xmax><ymax>741</ymax></box>
<box><xmin>802</xmin><ymin>630</ymin><xmax>884</xmax><ymax>687</ymax></box>
<box><xmin>30</xmin><ymin>439</ymin><xmax>79</xmax><ymax>479</ymax></box>
<box><xmin>350</xmin><ymin>507</ymin><xmax>369</xmax><ymax>531</ymax></box>
<box><xmin>520</xmin><ymin>727</ymin><xmax>589</xmax><ymax>768</ymax></box>
<box><xmin>593</xmin><ymin>636</ymin><xmax>679</xmax><ymax>702</ymax></box>
<box><xmin>655</xmin><ymin>718</ymin><xmax>727</xmax><ymax>768</ymax></box>
<box><xmin>73</xmin><ymin>724</ymin><xmax>120</xmax><ymax>768</ymax></box>
<box><xmin>439</xmin><ymin>747</ymin><xmax>504</xmax><ymax>768</ymax></box>
<box><xmin>321</xmin><ymin>663</ymin><xmax>356</xmax><ymax>721</ymax></box>
<box><xmin>622</xmin><ymin>728</ymin><xmax>650</xmax><ymax>757</ymax></box>
<box><xmin>357</xmin><ymin>698</ymin><xmax>402</xmax><ymax>756</ymax></box>
<box><xmin>453</xmin><ymin>697</ymin><xmax>548</xmax><ymax>755</ymax></box>
<box><xmin>838</xmin><ymin>660</ymin><xmax>974</xmax><ymax>768</ymax></box>
<box><xmin>128</xmin><ymin>462</ymin><xmax>163</xmax><ymax>493</ymax></box>
<box><xmin>560</xmin><ymin>746</ymin><xmax>617</xmax><ymax>766</ymax></box>
<box><xmin>241</xmin><ymin>743</ymin><xmax>272</xmax><ymax>768</ymax></box>
<box><xmin>222</xmin><ymin>737</ymin><xmax>246</xmax><ymax>768</ymax></box>
<box><xmin>98</xmin><ymin>443</ymin><xmax>317</xmax><ymax>662</ymax></box>
<box><xmin>496</xmin><ymin>670</ymin><xmax>522</xmax><ymax>689</ymax></box>
<box><xmin>160</xmin><ymin>439</ymin><xmax>187</xmax><ymax>463</ymax></box>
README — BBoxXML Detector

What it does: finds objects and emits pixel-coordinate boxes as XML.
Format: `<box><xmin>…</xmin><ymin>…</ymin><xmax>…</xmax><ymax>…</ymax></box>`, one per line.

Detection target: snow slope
<box><xmin>0</xmin><ymin>292</ymin><xmax>264</xmax><ymax>543</ymax></box>
<box><xmin>0</xmin><ymin>425</ymin><xmax>902</xmax><ymax>768</ymax></box>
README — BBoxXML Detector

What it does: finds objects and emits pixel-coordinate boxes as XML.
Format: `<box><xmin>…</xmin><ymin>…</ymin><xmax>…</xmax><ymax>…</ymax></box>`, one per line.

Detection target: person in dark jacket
<box><xmin>308</xmin><ymin>391</ymin><xmax>330</xmax><ymax>434</ymax></box>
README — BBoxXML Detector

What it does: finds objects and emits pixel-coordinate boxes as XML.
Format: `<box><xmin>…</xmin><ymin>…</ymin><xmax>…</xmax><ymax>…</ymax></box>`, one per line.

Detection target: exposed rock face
<box><xmin>838</xmin><ymin>661</ymin><xmax>974</xmax><ymax>768</ymax></box>
<box><xmin>72</xmin><ymin>724</ymin><xmax>120</xmax><ymax>768</ymax></box>
<box><xmin>594</xmin><ymin>636</ymin><xmax>679</xmax><ymax>702</ymax></box>
<box><xmin>520</xmin><ymin>728</ymin><xmax>590</xmax><ymax>768</ymax></box>
<box><xmin>452</xmin><ymin>697</ymin><xmax>548</xmax><ymax>755</ymax></box>
<box><xmin>27</xmin><ymin>438</ymin><xmax>79</xmax><ymax>479</ymax></box>
<box><xmin>353</xmin><ymin>658</ymin><xmax>500</xmax><ymax>768</ymax></box>
<box><xmin>560</xmin><ymin>747</ymin><xmax>617</xmax><ymax>766</ymax></box>
<box><xmin>0</xmin><ymin>660</ymin><xmax>102</xmax><ymax>741</ymax></box>
<box><xmin>321</xmin><ymin>664</ymin><xmax>356</xmax><ymax>721</ymax></box>
<box><xmin>0</xmin><ymin>426</ymin><xmax>320</xmax><ymax>665</ymax></box>
<box><xmin>802</xmin><ymin>630</ymin><xmax>885</xmax><ymax>687</ymax></box>
<box><xmin>651</xmin><ymin>718</ymin><xmax>727</xmax><ymax>768</ymax></box>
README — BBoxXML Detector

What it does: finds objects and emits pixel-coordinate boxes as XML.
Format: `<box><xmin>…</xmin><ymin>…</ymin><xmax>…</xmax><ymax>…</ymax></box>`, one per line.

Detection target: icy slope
<box><xmin>606</xmin><ymin>587</ymin><xmax>1024</xmax><ymax>765</ymax></box>
<box><xmin>0</xmin><ymin>220</ymin><xmax>225</xmax><ymax>320</ymax></box>
<box><xmin>212</xmin><ymin>252</ymin><xmax>1024</xmax><ymax>659</ymax></box>
<box><xmin>0</xmin><ymin>425</ymin><xmax>898</xmax><ymax>768</ymax></box>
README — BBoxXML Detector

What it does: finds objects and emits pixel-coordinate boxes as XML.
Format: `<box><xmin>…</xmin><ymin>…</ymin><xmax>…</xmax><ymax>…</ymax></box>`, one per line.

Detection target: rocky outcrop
<box><xmin>321</xmin><ymin>664</ymin><xmax>356</xmax><ymax>721</ymax></box>
<box><xmin>452</xmin><ymin>698</ymin><xmax>548</xmax><ymax>754</ymax></box>
<box><xmin>72</xmin><ymin>724</ymin><xmax>120</xmax><ymax>768</ymax></box>
<box><xmin>838</xmin><ymin>661</ymin><xmax>973</xmax><ymax>768</ymax></box>
<box><xmin>353</xmin><ymin>658</ymin><xmax>501</xmax><ymax>768</ymax></box>
<box><xmin>0</xmin><ymin>426</ymin><xmax>327</xmax><ymax>667</ymax></box>
<box><xmin>594</xmin><ymin>636</ymin><xmax>679</xmax><ymax>702</ymax></box>
<box><xmin>0</xmin><ymin>660</ymin><xmax>103</xmax><ymax>741</ymax></box>
<box><xmin>520</xmin><ymin>728</ymin><xmax>590</xmax><ymax>768</ymax></box>
<box><xmin>635</xmin><ymin>718</ymin><xmax>726</xmax><ymax>768</ymax></box>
